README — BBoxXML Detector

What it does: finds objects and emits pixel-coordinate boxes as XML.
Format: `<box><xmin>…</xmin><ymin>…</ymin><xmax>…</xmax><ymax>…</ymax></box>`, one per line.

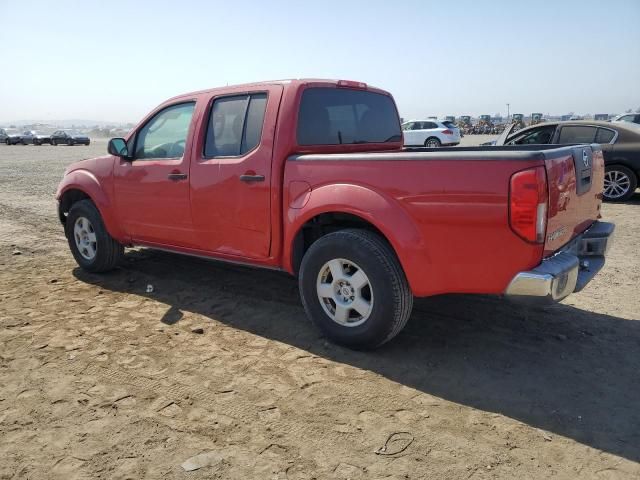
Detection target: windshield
<box><xmin>297</xmin><ymin>88</ymin><xmax>401</xmax><ymax>145</ymax></box>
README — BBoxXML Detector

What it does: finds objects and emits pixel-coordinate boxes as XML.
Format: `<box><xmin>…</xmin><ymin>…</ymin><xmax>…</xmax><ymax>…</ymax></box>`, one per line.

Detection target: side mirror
<box><xmin>108</xmin><ymin>138</ymin><xmax>130</xmax><ymax>158</ymax></box>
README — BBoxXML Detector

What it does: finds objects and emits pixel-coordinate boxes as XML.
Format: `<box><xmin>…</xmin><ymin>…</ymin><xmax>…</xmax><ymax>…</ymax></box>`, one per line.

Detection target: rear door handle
<box><xmin>168</xmin><ymin>172</ymin><xmax>188</xmax><ymax>181</ymax></box>
<box><xmin>239</xmin><ymin>174</ymin><xmax>265</xmax><ymax>183</ymax></box>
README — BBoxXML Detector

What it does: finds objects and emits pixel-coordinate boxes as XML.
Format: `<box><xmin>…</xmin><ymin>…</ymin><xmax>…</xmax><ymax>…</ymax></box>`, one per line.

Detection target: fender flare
<box><xmin>56</xmin><ymin>170</ymin><xmax>127</xmax><ymax>242</ymax></box>
<box><xmin>284</xmin><ymin>183</ymin><xmax>430</xmax><ymax>290</ymax></box>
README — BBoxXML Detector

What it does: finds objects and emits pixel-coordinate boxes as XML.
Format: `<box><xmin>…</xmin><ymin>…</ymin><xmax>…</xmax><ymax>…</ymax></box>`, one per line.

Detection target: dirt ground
<box><xmin>0</xmin><ymin>140</ymin><xmax>639</xmax><ymax>479</ymax></box>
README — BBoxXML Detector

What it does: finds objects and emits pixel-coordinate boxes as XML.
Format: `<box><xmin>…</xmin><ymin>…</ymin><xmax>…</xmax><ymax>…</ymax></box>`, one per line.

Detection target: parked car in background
<box><xmin>3</xmin><ymin>129</ymin><xmax>23</xmax><ymax>145</ymax></box>
<box><xmin>56</xmin><ymin>79</ymin><xmax>613</xmax><ymax>349</ymax></box>
<box><xmin>401</xmin><ymin>120</ymin><xmax>460</xmax><ymax>147</ymax></box>
<box><xmin>0</xmin><ymin>128</ymin><xmax>9</xmax><ymax>143</ymax></box>
<box><xmin>612</xmin><ymin>113</ymin><xmax>640</xmax><ymax>125</ymax></box>
<box><xmin>494</xmin><ymin>120</ymin><xmax>640</xmax><ymax>201</ymax></box>
<box><xmin>19</xmin><ymin>130</ymin><xmax>51</xmax><ymax>145</ymax></box>
<box><xmin>50</xmin><ymin>130</ymin><xmax>91</xmax><ymax>146</ymax></box>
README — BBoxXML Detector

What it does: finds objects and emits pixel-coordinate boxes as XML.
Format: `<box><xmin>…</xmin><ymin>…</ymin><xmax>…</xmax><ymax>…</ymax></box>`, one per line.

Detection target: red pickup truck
<box><xmin>56</xmin><ymin>79</ymin><xmax>614</xmax><ymax>349</ymax></box>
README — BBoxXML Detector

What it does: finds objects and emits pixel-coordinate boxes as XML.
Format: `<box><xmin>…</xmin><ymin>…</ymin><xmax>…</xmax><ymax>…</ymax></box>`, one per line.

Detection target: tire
<box><xmin>425</xmin><ymin>137</ymin><xmax>441</xmax><ymax>148</ymax></box>
<box><xmin>603</xmin><ymin>165</ymin><xmax>637</xmax><ymax>202</ymax></box>
<box><xmin>51</xmin><ymin>139</ymin><xmax>57</xmax><ymax>146</ymax></box>
<box><xmin>65</xmin><ymin>199</ymin><xmax>123</xmax><ymax>272</ymax></box>
<box><xmin>67</xmin><ymin>138</ymin><xmax>74</xmax><ymax>146</ymax></box>
<box><xmin>5</xmin><ymin>139</ymin><xmax>9</xmax><ymax>145</ymax></box>
<box><xmin>298</xmin><ymin>228</ymin><xmax>413</xmax><ymax>349</ymax></box>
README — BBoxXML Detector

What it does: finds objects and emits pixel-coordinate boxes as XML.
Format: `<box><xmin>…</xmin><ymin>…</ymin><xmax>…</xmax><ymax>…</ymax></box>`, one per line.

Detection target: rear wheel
<box><xmin>604</xmin><ymin>165</ymin><xmax>637</xmax><ymax>201</ymax></box>
<box><xmin>298</xmin><ymin>229</ymin><xmax>413</xmax><ymax>349</ymax></box>
<box><xmin>425</xmin><ymin>137</ymin><xmax>441</xmax><ymax>148</ymax></box>
<box><xmin>67</xmin><ymin>138</ymin><xmax>74</xmax><ymax>146</ymax></box>
<box><xmin>51</xmin><ymin>139</ymin><xmax>57</xmax><ymax>146</ymax></box>
<box><xmin>65</xmin><ymin>199</ymin><xmax>123</xmax><ymax>272</ymax></box>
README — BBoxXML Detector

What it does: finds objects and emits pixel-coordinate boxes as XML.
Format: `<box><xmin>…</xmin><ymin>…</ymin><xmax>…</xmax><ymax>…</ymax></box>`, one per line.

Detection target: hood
<box><xmin>64</xmin><ymin>155</ymin><xmax>110</xmax><ymax>176</ymax></box>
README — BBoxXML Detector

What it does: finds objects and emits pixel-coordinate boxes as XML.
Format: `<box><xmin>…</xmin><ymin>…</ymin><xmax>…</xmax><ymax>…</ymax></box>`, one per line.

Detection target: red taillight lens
<box><xmin>509</xmin><ymin>167</ymin><xmax>548</xmax><ymax>243</ymax></box>
<box><xmin>442</xmin><ymin>129</ymin><xmax>453</xmax><ymax>135</ymax></box>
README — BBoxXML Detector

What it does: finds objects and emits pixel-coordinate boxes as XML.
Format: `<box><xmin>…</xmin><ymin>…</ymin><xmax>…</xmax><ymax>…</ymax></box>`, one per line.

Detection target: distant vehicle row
<box><xmin>0</xmin><ymin>129</ymin><xmax>90</xmax><ymax>146</ymax></box>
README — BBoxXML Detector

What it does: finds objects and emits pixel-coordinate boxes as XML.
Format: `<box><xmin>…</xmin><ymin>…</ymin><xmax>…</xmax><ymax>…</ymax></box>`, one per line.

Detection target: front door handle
<box><xmin>168</xmin><ymin>172</ymin><xmax>188</xmax><ymax>181</ymax></box>
<box><xmin>239</xmin><ymin>174</ymin><xmax>265</xmax><ymax>183</ymax></box>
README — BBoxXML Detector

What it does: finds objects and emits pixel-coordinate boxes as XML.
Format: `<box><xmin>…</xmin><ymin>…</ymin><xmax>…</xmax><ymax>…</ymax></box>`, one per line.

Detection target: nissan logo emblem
<box><xmin>582</xmin><ymin>150</ymin><xmax>590</xmax><ymax>168</ymax></box>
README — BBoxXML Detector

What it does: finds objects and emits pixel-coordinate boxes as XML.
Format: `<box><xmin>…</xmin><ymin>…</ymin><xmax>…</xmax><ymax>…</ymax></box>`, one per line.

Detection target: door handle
<box><xmin>239</xmin><ymin>174</ymin><xmax>265</xmax><ymax>183</ymax></box>
<box><xmin>168</xmin><ymin>172</ymin><xmax>188</xmax><ymax>181</ymax></box>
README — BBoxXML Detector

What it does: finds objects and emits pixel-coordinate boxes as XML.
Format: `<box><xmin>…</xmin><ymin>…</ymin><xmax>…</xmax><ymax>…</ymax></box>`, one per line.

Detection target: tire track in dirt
<box><xmin>67</xmin><ymin>358</ymin><xmax>428</xmax><ymax>460</ymax></box>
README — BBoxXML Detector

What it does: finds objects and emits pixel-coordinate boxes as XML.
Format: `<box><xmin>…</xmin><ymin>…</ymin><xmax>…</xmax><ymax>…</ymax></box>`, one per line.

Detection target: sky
<box><xmin>1</xmin><ymin>0</ymin><xmax>639</xmax><ymax>124</ymax></box>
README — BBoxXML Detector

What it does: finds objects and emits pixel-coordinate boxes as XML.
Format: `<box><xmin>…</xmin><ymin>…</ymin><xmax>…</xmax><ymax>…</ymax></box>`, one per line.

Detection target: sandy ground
<box><xmin>0</xmin><ymin>139</ymin><xmax>639</xmax><ymax>479</ymax></box>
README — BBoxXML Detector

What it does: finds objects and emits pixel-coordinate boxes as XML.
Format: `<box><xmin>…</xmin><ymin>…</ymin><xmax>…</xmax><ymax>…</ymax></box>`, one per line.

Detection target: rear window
<box><xmin>443</xmin><ymin>121</ymin><xmax>457</xmax><ymax>129</ymax></box>
<box><xmin>297</xmin><ymin>88</ymin><xmax>401</xmax><ymax>145</ymax></box>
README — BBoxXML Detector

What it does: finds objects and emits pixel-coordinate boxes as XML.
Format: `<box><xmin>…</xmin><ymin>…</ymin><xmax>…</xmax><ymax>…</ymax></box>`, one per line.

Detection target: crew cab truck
<box><xmin>56</xmin><ymin>79</ymin><xmax>614</xmax><ymax>349</ymax></box>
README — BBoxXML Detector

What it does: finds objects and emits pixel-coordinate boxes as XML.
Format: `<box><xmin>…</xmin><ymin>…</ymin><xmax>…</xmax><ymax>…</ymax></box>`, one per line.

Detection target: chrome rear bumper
<box><xmin>505</xmin><ymin>221</ymin><xmax>614</xmax><ymax>301</ymax></box>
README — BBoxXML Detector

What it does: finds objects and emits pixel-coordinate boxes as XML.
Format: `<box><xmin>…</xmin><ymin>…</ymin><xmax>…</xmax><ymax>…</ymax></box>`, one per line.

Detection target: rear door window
<box><xmin>557</xmin><ymin>126</ymin><xmax>597</xmax><ymax>144</ymax></box>
<box><xmin>297</xmin><ymin>87</ymin><xmax>401</xmax><ymax>145</ymax></box>
<box><xmin>204</xmin><ymin>93</ymin><xmax>267</xmax><ymax>157</ymax></box>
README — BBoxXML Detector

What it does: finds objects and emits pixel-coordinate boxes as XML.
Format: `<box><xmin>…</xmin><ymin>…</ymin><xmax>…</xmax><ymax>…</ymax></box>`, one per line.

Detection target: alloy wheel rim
<box><xmin>316</xmin><ymin>258</ymin><xmax>373</xmax><ymax>327</ymax></box>
<box><xmin>74</xmin><ymin>216</ymin><xmax>97</xmax><ymax>260</ymax></box>
<box><xmin>604</xmin><ymin>170</ymin><xmax>631</xmax><ymax>199</ymax></box>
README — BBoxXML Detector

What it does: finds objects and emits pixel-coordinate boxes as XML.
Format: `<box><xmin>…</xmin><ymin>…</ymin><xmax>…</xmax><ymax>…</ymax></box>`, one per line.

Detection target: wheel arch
<box><xmin>57</xmin><ymin>171</ymin><xmax>126</xmax><ymax>241</ymax></box>
<box><xmin>285</xmin><ymin>183</ymin><xmax>429</xmax><ymax>292</ymax></box>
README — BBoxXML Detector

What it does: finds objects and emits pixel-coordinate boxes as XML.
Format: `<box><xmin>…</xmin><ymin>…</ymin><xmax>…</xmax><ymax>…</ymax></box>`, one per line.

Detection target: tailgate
<box><xmin>543</xmin><ymin>144</ymin><xmax>604</xmax><ymax>256</ymax></box>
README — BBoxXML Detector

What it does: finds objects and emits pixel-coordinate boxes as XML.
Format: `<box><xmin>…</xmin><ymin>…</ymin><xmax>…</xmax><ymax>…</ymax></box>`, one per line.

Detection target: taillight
<box><xmin>442</xmin><ymin>129</ymin><xmax>453</xmax><ymax>135</ymax></box>
<box><xmin>509</xmin><ymin>167</ymin><xmax>548</xmax><ymax>243</ymax></box>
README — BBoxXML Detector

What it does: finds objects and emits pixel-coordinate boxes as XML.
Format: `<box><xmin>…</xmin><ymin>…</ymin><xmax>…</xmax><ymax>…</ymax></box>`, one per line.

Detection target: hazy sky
<box><xmin>1</xmin><ymin>0</ymin><xmax>638</xmax><ymax>124</ymax></box>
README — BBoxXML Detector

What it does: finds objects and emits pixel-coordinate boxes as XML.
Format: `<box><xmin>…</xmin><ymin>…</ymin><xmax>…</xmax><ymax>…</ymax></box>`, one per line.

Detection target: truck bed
<box><xmin>285</xmin><ymin>144</ymin><xmax>604</xmax><ymax>296</ymax></box>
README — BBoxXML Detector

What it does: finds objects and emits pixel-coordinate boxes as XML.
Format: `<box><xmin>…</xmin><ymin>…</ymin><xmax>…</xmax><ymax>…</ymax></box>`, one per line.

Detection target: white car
<box><xmin>401</xmin><ymin>120</ymin><xmax>461</xmax><ymax>147</ymax></box>
<box><xmin>612</xmin><ymin>113</ymin><xmax>640</xmax><ymax>125</ymax></box>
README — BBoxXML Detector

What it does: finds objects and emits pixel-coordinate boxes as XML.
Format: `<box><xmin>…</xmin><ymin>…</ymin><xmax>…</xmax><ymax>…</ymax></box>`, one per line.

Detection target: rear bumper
<box><xmin>505</xmin><ymin>221</ymin><xmax>614</xmax><ymax>301</ymax></box>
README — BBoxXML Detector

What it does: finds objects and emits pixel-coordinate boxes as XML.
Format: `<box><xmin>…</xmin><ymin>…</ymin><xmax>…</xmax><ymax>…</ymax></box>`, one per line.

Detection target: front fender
<box><xmin>284</xmin><ymin>183</ymin><xmax>429</xmax><ymax>292</ymax></box>
<box><xmin>56</xmin><ymin>169</ymin><xmax>127</xmax><ymax>242</ymax></box>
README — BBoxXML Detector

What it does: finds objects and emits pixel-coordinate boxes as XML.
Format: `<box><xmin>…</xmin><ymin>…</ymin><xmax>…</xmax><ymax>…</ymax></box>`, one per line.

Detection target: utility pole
<box><xmin>506</xmin><ymin>103</ymin><xmax>510</xmax><ymax>123</ymax></box>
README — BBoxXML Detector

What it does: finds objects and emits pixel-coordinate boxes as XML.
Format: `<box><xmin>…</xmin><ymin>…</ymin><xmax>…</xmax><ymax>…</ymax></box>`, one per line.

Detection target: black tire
<box><xmin>65</xmin><ymin>199</ymin><xmax>123</xmax><ymax>272</ymax></box>
<box><xmin>425</xmin><ymin>137</ymin><xmax>441</xmax><ymax>148</ymax></box>
<box><xmin>298</xmin><ymin>229</ymin><xmax>413</xmax><ymax>349</ymax></box>
<box><xmin>34</xmin><ymin>140</ymin><xmax>40</xmax><ymax>146</ymax></box>
<box><xmin>603</xmin><ymin>165</ymin><xmax>637</xmax><ymax>202</ymax></box>
<box><xmin>51</xmin><ymin>139</ymin><xmax>57</xmax><ymax>146</ymax></box>
<box><xmin>67</xmin><ymin>138</ymin><xmax>74</xmax><ymax>146</ymax></box>
<box><xmin>5</xmin><ymin>139</ymin><xmax>9</xmax><ymax>145</ymax></box>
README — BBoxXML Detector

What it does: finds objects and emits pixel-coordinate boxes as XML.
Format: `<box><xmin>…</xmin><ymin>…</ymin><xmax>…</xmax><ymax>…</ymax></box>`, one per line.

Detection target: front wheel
<box><xmin>298</xmin><ymin>229</ymin><xmax>413</xmax><ymax>349</ymax></box>
<box><xmin>65</xmin><ymin>199</ymin><xmax>123</xmax><ymax>272</ymax></box>
<box><xmin>51</xmin><ymin>139</ymin><xmax>57</xmax><ymax>146</ymax></box>
<box><xmin>603</xmin><ymin>165</ymin><xmax>637</xmax><ymax>201</ymax></box>
<box><xmin>67</xmin><ymin>138</ymin><xmax>74</xmax><ymax>146</ymax></box>
<box><xmin>425</xmin><ymin>137</ymin><xmax>441</xmax><ymax>148</ymax></box>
